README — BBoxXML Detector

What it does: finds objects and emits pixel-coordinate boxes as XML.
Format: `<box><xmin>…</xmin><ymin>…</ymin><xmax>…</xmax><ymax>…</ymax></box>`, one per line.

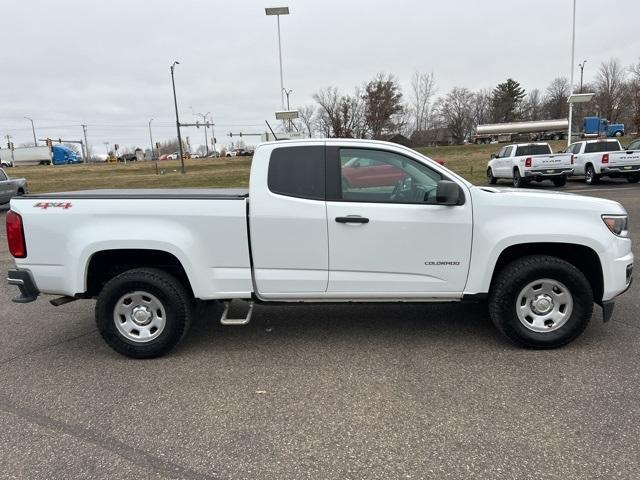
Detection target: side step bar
<box><xmin>220</xmin><ymin>300</ymin><xmax>254</xmax><ymax>326</ymax></box>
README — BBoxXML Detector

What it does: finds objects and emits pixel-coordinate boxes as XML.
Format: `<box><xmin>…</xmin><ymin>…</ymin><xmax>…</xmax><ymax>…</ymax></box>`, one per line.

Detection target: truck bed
<box><xmin>24</xmin><ymin>188</ymin><xmax>249</xmax><ymax>200</ymax></box>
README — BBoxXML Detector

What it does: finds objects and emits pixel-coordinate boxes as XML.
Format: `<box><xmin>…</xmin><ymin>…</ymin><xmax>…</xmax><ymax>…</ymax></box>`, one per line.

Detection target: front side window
<box><xmin>267</xmin><ymin>146</ymin><xmax>325</xmax><ymax>200</ymax></box>
<box><xmin>0</xmin><ymin>170</ymin><xmax>7</xmax><ymax>181</ymax></box>
<box><xmin>339</xmin><ymin>148</ymin><xmax>444</xmax><ymax>204</ymax></box>
<box><xmin>627</xmin><ymin>140</ymin><xmax>640</xmax><ymax>151</ymax></box>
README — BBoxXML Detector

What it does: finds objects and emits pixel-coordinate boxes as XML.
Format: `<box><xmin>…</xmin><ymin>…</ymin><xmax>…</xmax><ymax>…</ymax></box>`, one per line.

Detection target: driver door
<box><xmin>325</xmin><ymin>146</ymin><xmax>473</xmax><ymax>296</ymax></box>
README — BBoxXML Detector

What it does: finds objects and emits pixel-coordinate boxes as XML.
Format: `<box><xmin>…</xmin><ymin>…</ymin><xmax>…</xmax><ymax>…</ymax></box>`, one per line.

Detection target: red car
<box><xmin>342</xmin><ymin>157</ymin><xmax>406</xmax><ymax>188</ymax></box>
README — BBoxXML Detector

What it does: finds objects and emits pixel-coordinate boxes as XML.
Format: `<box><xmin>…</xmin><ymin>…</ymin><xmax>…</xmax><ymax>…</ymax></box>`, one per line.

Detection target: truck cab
<box><xmin>583</xmin><ymin>116</ymin><xmax>625</xmax><ymax>138</ymax></box>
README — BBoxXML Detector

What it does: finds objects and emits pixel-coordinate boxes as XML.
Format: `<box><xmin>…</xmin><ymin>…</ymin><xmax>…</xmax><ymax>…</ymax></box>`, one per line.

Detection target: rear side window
<box><xmin>585</xmin><ymin>141</ymin><xmax>621</xmax><ymax>153</ymax></box>
<box><xmin>0</xmin><ymin>170</ymin><xmax>6</xmax><ymax>181</ymax></box>
<box><xmin>267</xmin><ymin>146</ymin><xmax>325</xmax><ymax>200</ymax></box>
<box><xmin>515</xmin><ymin>144</ymin><xmax>552</xmax><ymax>156</ymax></box>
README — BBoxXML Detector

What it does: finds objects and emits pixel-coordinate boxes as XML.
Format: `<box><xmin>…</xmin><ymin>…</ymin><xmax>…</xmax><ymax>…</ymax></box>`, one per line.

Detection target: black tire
<box><xmin>16</xmin><ymin>189</ymin><xmax>24</xmax><ymax>196</ymax></box>
<box><xmin>489</xmin><ymin>255</ymin><xmax>593</xmax><ymax>348</ymax></box>
<box><xmin>585</xmin><ymin>165</ymin><xmax>600</xmax><ymax>185</ymax></box>
<box><xmin>95</xmin><ymin>268</ymin><xmax>193</xmax><ymax>358</ymax></box>
<box><xmin>512</xmin><ymin>169</ymin><xmax>525</xmax><ymax>188</ymax></box>
<box><xmin>553</xmin><ymin>134</ymin><xmax>561</xmax><ymax>141</ymax></box>
<box><xmin>487</xmin><ymin>168</ymin><xmax>497</xmax><ymax>185</ymax></box>
<box><xmin>553</xmin><ymin>176</ymin><xmax>567</xmax><ymax>187</ymax></box>
<box><xmin>627</xmin><ymin>174</ymin><xmax>640</xmax><ymax>184</ymax></box>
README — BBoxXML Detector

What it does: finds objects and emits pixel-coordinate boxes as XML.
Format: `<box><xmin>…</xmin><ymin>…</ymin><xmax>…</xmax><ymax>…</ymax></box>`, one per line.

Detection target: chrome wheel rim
<box><xmin>516</xmin><ymin>279</ymin><xmax>573</xmax><ymax>333</ymax></box>
<box><xmin>114</xmin><ymin>291</ymin><xmax>166</xmax><ymax>343</ymax></box>
<box><xmin>586</xmin><ymin>168</ymin><xmax>593</xmax><ymax>183</ymax></box>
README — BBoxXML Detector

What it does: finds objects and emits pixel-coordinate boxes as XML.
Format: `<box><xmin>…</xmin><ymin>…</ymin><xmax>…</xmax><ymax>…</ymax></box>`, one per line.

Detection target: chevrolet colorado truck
<box><xmin>6</xmin><ymin>139</ymin><xmax>634</xmax><ymax>358</ymax></box>
<box><xmin>565</xmin><ymin>139</ymin><xmax>640</xmax><ymax>184</ymax></box>
<box><xmin>487</xmin><ymin>143</ymin><xmax>574</xmax><ymax>188</ymax></box>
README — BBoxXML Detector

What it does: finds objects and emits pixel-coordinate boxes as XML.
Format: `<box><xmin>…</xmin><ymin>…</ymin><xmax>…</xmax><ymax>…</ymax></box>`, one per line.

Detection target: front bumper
<box><xmin>601</xmin><ymin>263</ymin><xmax>633</xmax><ymax>322</ymax></box>
<box><xmin>7</xmin><ymin>269</ymin><xmax>39</xmax><ymax>303</ymax></box>
<box><xmin>524</xmin><ymin>168</ymin><xmax>574</xmax><ymax>178</ymax></box>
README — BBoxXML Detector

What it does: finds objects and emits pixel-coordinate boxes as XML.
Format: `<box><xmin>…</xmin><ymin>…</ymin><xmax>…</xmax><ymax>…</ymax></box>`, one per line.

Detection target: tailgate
<box><xmin>609</xmin><ymin>151</ymin><xmax>640</xmax><ymax>166</ymax></box>
<box><xmin>531</xmin><ymin>153</ymin><xmax>572</xmax><ymax>168</ymax></box>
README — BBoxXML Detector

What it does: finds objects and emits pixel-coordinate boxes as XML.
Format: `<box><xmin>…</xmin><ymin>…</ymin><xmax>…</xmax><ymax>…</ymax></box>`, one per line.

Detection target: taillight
<box><xmin>525</xmin><ymin>157</ymin><xmax>532</xmax><ymax>167</ymax></box>
<box><xmin>602</xmin><ymin>153</ymin><xmax>609</xmax><ymax>164</ymax></box>
<box><xmin>6</xmin><ymin>211</ymin><xmax>26</xmax><ymax>258</ymax></box>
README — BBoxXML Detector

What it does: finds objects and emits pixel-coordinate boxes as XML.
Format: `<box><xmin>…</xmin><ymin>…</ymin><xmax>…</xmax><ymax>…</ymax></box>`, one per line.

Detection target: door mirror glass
<box><xmin>490</xmin><ymin>153</ymin><xmax>497</xmax><ymax>159</ymax></box>
<box><xmin>435</xmin><ymin>180</ymin><xmax>460</xmax><ymax>205</ymax></box>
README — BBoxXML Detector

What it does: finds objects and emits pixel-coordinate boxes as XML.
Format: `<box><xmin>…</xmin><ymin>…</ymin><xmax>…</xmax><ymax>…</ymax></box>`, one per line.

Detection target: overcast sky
<box><xmin>1</xmin><ymin>0</ymin><xmax>639</xmax><ymax>153</ymax></box>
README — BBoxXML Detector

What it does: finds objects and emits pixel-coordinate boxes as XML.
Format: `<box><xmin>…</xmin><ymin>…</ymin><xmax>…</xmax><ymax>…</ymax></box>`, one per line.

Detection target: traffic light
<box><xmin>155</xmin><ymin>142</ymin><xmax>160</xmax><ymax>149</ymax></box>
<box><xmin>196</xmin><ymin>121</ymin><xmax>200</xmax><ymax>129</ymax></box>
<box><xmin>114</xmin><ymin>144</ymin><xmax>119</xmax><ymax>150</ymax></box>
<box><xmin>46</xmin><ymin>138</ymin><xmax>52</xmax><ymax>147</ymax></box>
<box><xmin>239</xmin><ymin>132</ymin><xmax>243</xmax><ymax>138</ymax></box>
<box><xmin>58</xmin><ymin>138</ymin><xmax>62</xmax><ymax>144</ymax></box>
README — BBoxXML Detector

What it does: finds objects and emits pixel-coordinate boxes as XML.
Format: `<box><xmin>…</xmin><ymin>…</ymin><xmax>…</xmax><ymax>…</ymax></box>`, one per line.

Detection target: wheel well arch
<box><xmin>85</xmin><ymin>249</ymin><xmax>194</xmax><ymax>297</ymax></box>
<box><xmin>490</xmin><ymin>242</ymin><xmax>604</xmax><ymax>303</ymax></box>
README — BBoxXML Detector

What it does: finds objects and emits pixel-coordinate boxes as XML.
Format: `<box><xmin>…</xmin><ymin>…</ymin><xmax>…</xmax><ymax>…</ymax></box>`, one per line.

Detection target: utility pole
<box><xmin>104</xmin><ymin>142</ymin><xmax>109</xmax><ymax>155</ymax></box>
<box><xmin>170</xmin><ymin>61</ymin><xmax>186</xmax><ymax>174</ymax></box>
<box><xmin>265</xmin><ymin>7</ymin><xmax>290</xmax><ymax>110</ymax></box>
<box><xmin>211</xmin><ymin>121</ymin><xmax>216</xmax><ymax>157</ymax></box>
<box><xmin>24</xmin><ymin>117</ymin><xmax>37</xmax><ymax>146</ymax></box>
<box><xmin>283</xmin><ymin>88</ymin><xmax>293</xmax><ymax>131</ymax></box>
<box><xmin>81</xmin><ymin>124</ymin><xmax>90</xmax><ymax>162</ymax></box>
<box><xmin>578</xmin><ymin>60</ymin><xmax>587</xmax><ymax>93</ymax></box>
<box><xmin>567</xmin><ymin>0</ymin><xmax>577</xmax><ymax>147</ymax></box>
<box><xmin>148</xmin><ymin>118</ymin><xmax>155</xmax><ymax>160</ymax></box>
<box><xmin>5</xmin><ymin>135</ymin><xmax>15</xmax><ymax>165</ymax></box>
<box><xmin>193</xmin><ymin>111</ymin><xmax>211</xmax><ymax>156</ymax></box>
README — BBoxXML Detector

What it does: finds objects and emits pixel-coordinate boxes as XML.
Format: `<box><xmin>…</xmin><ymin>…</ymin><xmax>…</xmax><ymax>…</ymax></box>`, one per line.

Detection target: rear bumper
<box><xmin>524</xmin><ymin>168</ymin><xmax>574</xmax><ymax>178</ymax></box>
<box><xmin>601</xmin><ymin>165</ymin><xmax>640</xmax><ymax>174</ymax></box>
<box><xmin>7</xmin><ymin>269</ymin><xmax>39</xmax><ymax>303</ymax></box>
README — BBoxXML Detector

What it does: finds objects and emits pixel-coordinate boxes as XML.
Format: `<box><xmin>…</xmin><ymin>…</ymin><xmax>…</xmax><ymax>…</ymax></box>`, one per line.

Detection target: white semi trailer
<box><xmin>0</xmin><ymin>146</ymin><xmax>52</xmax><ymax>167</ymax></box>
<box><xmin>473</xmin><ymin>119</ymin><xmax>569</xmax><ymax>144</ymax></box>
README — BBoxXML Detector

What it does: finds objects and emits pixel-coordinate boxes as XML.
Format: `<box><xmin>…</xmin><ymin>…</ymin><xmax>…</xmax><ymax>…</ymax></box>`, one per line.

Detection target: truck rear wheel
<box><xmin>553</xmin><ymin>176</ymin><xmax>567</xmax><ymax>187</ymax></box>
<box><xmin>489</xmin><ymin>255</ymin><xmax>593</xmax><ymax>348</ymax></box>
<box><xmin>486</xmin><ymin>168</ymin><xmax>497</xmax><ymax>185</ymax></box>
<box><xmin>512</xmin><ymin>169</ymin><xmax>525</xmax><ymax>188</ymax></box>
<box><xmin>627</xmin><ymin>174</ymin><xmax>640</xmax><ymax>183</ymax></box>
<box><xmin>95</xmin><ymin>268</ymin><xmax>193</xmax><ymax>358</ymax></box>
<box><xmin>585</xmin><ymin>165</ymin><xmax>600</xmax><ymax>185</ymax></box>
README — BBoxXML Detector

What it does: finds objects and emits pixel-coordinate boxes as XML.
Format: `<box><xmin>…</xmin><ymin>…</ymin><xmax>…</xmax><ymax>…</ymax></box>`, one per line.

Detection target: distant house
<box><xmin>380</xmin><ymin>133</ymin><xmax>413</xmax><ymax>147</ymax></box>
<box><xmin>411</xmin><ymin>128</ymin><xmax>455</xmax><ymax>147</ymax></box>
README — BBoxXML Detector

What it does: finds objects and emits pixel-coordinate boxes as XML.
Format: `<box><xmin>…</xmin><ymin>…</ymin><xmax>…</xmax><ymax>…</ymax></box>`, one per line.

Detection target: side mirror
<box><xmin>352</xmin><ymin>160</ymin><xmax>360</xmax><ymax>168</ymax></box>
<box><xmin>435</xmin><ymin>180</ymin><xmax>460</xmax><ymax>205</ymax></box>
<box><xmin>490</xmin><ymin>153</ymin><xmax>497</xmax><ymax>159</ymax></box>
<box><xmin>557</xmin><ymin>150</ymin><xmax>563</xmax><ymax>153</ymax></box>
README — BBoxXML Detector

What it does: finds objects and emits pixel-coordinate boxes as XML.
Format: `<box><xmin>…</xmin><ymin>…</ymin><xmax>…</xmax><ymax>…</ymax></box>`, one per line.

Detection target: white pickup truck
<box><xmin>487</xmin><ymin>143</ymin><xmax>574</xmax><ymax>188</ymax></box>
<box><xmin>565</xmin><ymin>139</ymin><xmax>640</xmax><ymax>185</ymax></box>
<box><xmin>6</xmin><ymin>139</ymin><xmax>634</xmax><ymax>358</ymax></box>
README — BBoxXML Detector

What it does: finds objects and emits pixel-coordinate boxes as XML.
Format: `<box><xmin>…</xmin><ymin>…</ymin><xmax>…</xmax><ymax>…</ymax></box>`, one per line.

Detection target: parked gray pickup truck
<box><xmin>0</xmin><ymin>168</ymin><xmax>28</xmax><ymax>204</ymax></box>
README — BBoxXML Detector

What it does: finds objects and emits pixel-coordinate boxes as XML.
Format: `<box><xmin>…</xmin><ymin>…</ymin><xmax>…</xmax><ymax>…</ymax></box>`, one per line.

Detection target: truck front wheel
<box><xmin>489</xmin><ymin>255</ymin><xmax>593</xmax><ymax>348</ymax></box>
<box><xmin>486</xmin><ymin>168</ymin><xmax>497</xmax><ymax>185</ymax></box>
<box><xmin>627</xmin><ymin>174</ymin><xmax>640</xmax><ymax>183</ymax></box>
<box><xmin>95</xmin><ymin>268</ymin><xmax>193</xmax><ymax>358</ymax></box>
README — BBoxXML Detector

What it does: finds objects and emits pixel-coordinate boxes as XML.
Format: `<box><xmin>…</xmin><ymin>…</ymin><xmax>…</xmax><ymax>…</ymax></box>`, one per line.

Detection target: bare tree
<box><xmin>522</xmin><ymin>88</ymin><xmax>544</xmax><ymax>120</ymax></box>
<box><xmin>628</xmin><ymin>60</ymin><xmax>640</xmax><ymax>133</ymax></box>
<box><xmin>595</xmin><ymin>58</ymin><xmax>628</xmax><ymax>122</ymax></box>
<box><xmin>296</xmin><ymin>104</ymin><xmax>316</xmax><ymax>137</ymax></box>
<box><xmin>313</xmin><ymin>86</ymin><xmax>365</xmax><ymax>138</ymax></box>
<box><xmin>472</xmin><ymin>88</ymin><xmax>492</xmax><ymax>125</ymax></box>
<box><xmin>439</xmin><ymin>87</ymin><xmax>475</xmax><ymax>144</ymax></box>
<box><xmin>409</xmin><ymin>71</ymin><xmax>436</xmax><ymax>132</ymax></box>
<box><xmin>543</xmin><ymin>77</ymin><xmax>570</xmax><ymax>119</ymax></box>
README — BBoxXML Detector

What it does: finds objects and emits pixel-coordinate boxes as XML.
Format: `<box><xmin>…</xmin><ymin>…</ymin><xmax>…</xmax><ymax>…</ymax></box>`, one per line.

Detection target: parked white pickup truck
<box><xmin>565</xmin><ymin>139</ymin><xmax>640</xmax><ymax>185</ymax></box>
<box><xmin>487</xmin><ymin>143</ymin><xmax>574</xmax><ymax>188</ymax></box>
<box><xmin>6</xmin><ymin>139</ymin><xmax>634</xmax><ymax>358</ymax></box>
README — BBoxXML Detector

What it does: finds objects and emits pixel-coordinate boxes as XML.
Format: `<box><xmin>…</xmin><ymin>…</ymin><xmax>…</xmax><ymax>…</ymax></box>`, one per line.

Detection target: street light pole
<box><xmin>567</xmin><ymin>0</ymin><xmax>577</xmax><ymax>147</ymax></box>
<box><xmin>194</xmin><ymin>111</ymin><xmax>211</xmax><ymax>156</ymax></box>
<box><xmin>283</xmin><ymin>88</ymin><xmax>293</xmax><ymax>131</ymax></box>
<box><xmin>578</xmin><ymin>60</ymin><xmax>587</xmax><ymax>93</ymax></box>
<box><xmin>265</xmin><ymin>7</ymin><xmax>290</xmax><ymax>110</ymax></box>
<box><xmin>24</xmin><ymin>117</ymin><xmax>37</xmax><ymax>146</ymax></box>
<box><xmin>148</xmin><ymin>118</ymin><xmax>155</xmax><ymax>160</ymax></box>
<box><xmin>170</xmin><ymin>61</ymin><xmax>186</xmax><ymax>174</ymax></box>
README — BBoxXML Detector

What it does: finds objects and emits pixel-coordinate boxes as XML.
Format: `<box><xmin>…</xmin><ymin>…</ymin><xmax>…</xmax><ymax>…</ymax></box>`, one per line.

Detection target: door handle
<box><xmin>335</xmin><ymin>215</ymin><xmax>369</xmax><ymax>224</ymax></box>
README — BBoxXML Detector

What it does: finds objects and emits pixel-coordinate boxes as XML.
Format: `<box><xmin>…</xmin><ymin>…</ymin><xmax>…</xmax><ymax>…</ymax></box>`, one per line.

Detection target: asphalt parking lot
<box><xmin>1</xmin><ymin>181</ymin><xmax>639</xmax><ymax>479</ymax></box>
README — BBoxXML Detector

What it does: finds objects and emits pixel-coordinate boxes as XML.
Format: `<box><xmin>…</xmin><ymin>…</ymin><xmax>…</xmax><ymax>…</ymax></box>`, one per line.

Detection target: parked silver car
<box><xmin>0</xmin><ymin>168</ymin><xmax>28</xmax><ymax>204</ymax></box>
